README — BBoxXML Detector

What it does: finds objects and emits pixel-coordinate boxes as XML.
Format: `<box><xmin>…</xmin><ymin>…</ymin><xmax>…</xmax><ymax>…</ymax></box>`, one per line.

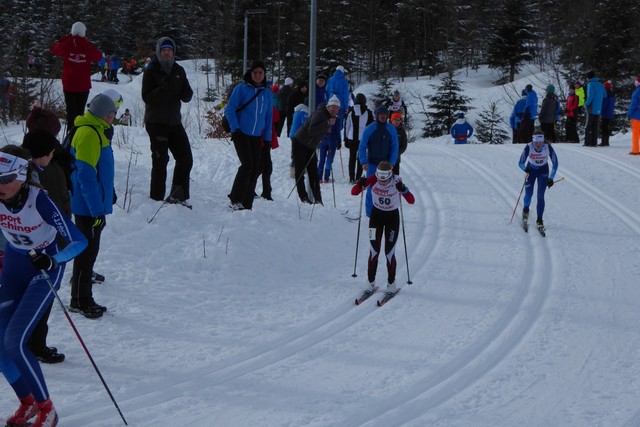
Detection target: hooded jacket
<box><xmin>142</xmin><ymin>37</ymin><xmax>193</xmax><ymax>126</ymax></box>
<box><xmin>294</xmin><ymin>104</ymin><xmax>333</xmax><ymax>150</ymax></box>
<box><xmin>345</xmin><ymin>104</ymin><xmax>374</xmax><ymax>142</ymax></box>
<box><xmin>70</xmin><ymin>112</ymin><xmax>115</xmax><ymax>217</ymax></box>
<box><xmin>289</xmin><ymin>104</ymin><xmax>310</xmax><ymax>138</ymax></box>
<box><xmin>225</xmin><ymin>68</ymin><xmax>273</xmax><ymax>141</ymax></box>
<box><xmin>327</xmin><ymin>69</ymin><xmax>350</xmax><ymax>114</ymax></box>
<box><xmin>358</xmin><ymin>120</ymin><xmax>399</xmax><ymax>166</ymax></box>
<box><xmin>51</xmin><ymin>34</ymin><xmax>102</xmax><ymax>92</ymax></box>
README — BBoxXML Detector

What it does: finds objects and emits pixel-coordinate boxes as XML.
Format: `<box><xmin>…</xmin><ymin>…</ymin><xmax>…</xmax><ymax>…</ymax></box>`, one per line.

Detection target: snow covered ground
<box><xmin>1</xmin><ymin>64</ymin><xmax>640</xmax><ymax>426</ymax></box>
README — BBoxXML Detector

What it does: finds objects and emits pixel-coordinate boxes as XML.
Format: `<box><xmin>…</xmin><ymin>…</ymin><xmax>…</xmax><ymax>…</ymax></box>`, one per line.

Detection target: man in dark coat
<box><xmin>142</xmin><ymin>37</ymin><xmax>194</xmax><ymax>205</ymax></box>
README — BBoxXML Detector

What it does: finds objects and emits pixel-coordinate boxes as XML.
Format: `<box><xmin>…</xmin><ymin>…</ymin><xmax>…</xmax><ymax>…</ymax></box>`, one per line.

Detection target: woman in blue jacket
<box><xmin>599</xmin><ymin>81</ymin><xmax>616</xmax><ymax>146</ymax></box>
<box><xmin>0</xmin><ymin>145</ymin><xmax>87</xmax><ymax>427</ymax></box>
<box><xmin>225</xmin><ymin>60</ymin><xmax>273</xmax><ymax>211</ymax></box>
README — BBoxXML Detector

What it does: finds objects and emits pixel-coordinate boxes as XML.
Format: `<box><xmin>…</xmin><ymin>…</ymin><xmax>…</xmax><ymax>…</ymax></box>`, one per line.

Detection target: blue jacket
<box><xmin>627</xmin><ymin>87</ymin><xmax>640</xmax><ymax>121</ymax></box>
<box><xmin>358</xmin><ymin>121</ymin><xmax>399</xmax><ymax>166</ymax></box>
<box><xmin>289</xmin><ymin>104</ymin><xmax>310</xmax><ymax>138</ymax></box>
<box><xmin>327</xmin><ymin>69</ymin><xmax>350</xmax><ymax>114</ymax></box>
<box><xmin>585</xmin><ymin>77</ymin><xmax>606</xmax><ymax>115</ymax></box>
<box><xmin>524</xmin><ymin>90</ymin><xmax>538</xmax><ymax>120</ymax></box>
<box><xmin>601</xmin><ymin>89</ymin><xmax>616</xmax><ymax>120</ymax></box>
<box><xmin>225</xmin><ymin>74</ymin><xmax>273</xmax><ymax>141</ymax></box>
<box><xmin>450</xmin><ymin>119</ymin><xmax>474</xmax><ymax>143</ymax></box>
<box><xmin>315</xmin><ymin>84</ymin><xmax>327</xmax><ymax>109</ymax></box>
<box><xmin>70</xmin><ymin>112</ymin><xmax>115</xmax><ymax>217</ymax></box>
<box><xmin>510</xmin><ymin>98</ymin><xmax>526</xmax><ymax>129</ymax></box>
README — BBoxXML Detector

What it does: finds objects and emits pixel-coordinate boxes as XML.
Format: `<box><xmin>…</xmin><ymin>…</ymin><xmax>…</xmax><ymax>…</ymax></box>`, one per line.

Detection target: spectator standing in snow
<box><xmin>626</xmin><ymin>77</ymin><xmax>640</xmax><ymax>155</ymax></box>
<box><xmin>108</xmin><ymin>52</ymin><xmax>120</xmax><ymax>83</ymax></box>
<box><xmin>0</xmin><ymin>145</ymin><xmax>87</xmax><ymax>427</ymax></box>
<box><xmin>292</xmin><ymin>100</ymin><xmax>339</xmax><ymax>204</ymax></box>
<box><xmin>358</xmin><ymin>105</ymin><xmax>399</xmax><ymax>217</ymax></box>
<box><xmin>351</xmin><ymin>161</ymin><xmax>415</xmax><ymax>295</ymax></box>
<box><xmin>51</xmin><ymin>22</ymin><xmax>102</xmax><ymax>130</ymax></box>
<box><xmin>519</xmin><ymin>84</ymin><xmax>538</xmax><ymax>145</ymax></box>
<box><xmin>277</xmin><ymin>77</ymin><xmax>295</xmax><ymax>136</ymax></box>
<box><xmin>510</xmin><ymin>90</ymin><xmax>527</xmax><ymax>143</ymax></box>
<box><xmin>583</xmin><ymin>70</ymin><xmax>606</xmax><ymax>147</ymax></box>
<box><xmin>345</xmin><ymin>93</ymin><xmax>374</xmax><ymax>183</ymax></box>
<box><xmin>518</xmin><ymin>130</ymin><xmax>559</xmax><ymax>232</ymax></box>
<box><xmin>142</xmin><ymin>37</ymin><xmax>194</xmax><ymax>206</ymax></box>
<box><xmin>539</xmin><ymin>85</ymin><xmax>560</xmax><ymax>144</ymax></box>
<box><xmin>224</xmin><ymin>60</ymin><xmax>273</xmax><ymax>211</ymax></box>
<box><xmin>0</xmin><ymin>72</ymin><xmax>10</xmax><ymax>125</ymax></box>
<box><xmin>385</xmin><ymin>90</ymin><xmax>408</xmax><ymax>122</ymax></box>
<box><xmin>317</xmin><ymin>95</ymin><xmax>342</xmax><ymax>183</ymax></box>
<box><xmin>599</xmin><ymin>80</ymin><xmax>616</xmax><ymax>146</ymax></box>
<box><xmin>314</xmin><ymin>74</ymin><xmax>328</xmax><ymax>109</ymax></box>
<box><xmin>327</xmin><ymin>65</ymin><xmax>351</xmax><ymax>132</ymax></box>
<box><xmin>450</xmin><ymin>112</ymin><xmax>474</xmax><ymax>144</ymax></box>
<box><xmin>390</xmin><ymin>112</ymin><xmax>408</xmax><ymax>175</ymax></box>
<box><xmin>565</xmin><ymin>85</ymin><xmax>580</xmax><ymax>143</ymax></box>
<box><xmin>68</xmin><ymin>94</ymin><xmax>117</xmax><ymax>319</ymax></box>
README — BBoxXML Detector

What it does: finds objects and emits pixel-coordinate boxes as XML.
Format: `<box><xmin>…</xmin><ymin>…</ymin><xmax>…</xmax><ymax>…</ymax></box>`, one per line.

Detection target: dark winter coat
<box><xmin>294</xmin><ymin>104</ymin><xmax>333</xmax><ymax>150</ymax></box>
<box><xmin>539</xmin><ymin>93</ymin><xmax>560</xmax><ymax>124</ymax></box>
<box><xmin>278</xmin><ymin>84</ymin><xmax>293</xmax><ymax>114</ymax></box>
<box><xmin>601</xmin><ymin>89</ymin><xmax>616</xmax><ymax>120</ymax></box>
<box><xmin>287</xmin><ymin>84</ymin><xmax>309</xmax><ymax>119</ymax></box>
<box><xmin>142</xmin><ymin>38</ymin><xmax>193</xmax><ymax>126</ymax></box>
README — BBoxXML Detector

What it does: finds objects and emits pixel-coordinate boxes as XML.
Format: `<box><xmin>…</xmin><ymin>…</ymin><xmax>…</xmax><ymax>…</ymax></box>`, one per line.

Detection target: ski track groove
<box><xmin>557</xmin><ymin>144</ymin><xmax>640</xmax><ymax>180</ymax></box>
<box><xmin>331</xmin><ymin>144</ymin><xmax>556</xmax><ymax>427</ymax></box>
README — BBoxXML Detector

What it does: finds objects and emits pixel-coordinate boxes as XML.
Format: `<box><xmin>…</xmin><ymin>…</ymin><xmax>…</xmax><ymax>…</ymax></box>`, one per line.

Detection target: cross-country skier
<box><xmin>518</xmin><ymin>130</ymin><xmax>559</xmax><ymax>234</ymax></box>
<box><xmin>351</xmin><ymin>161</ymin><xmax>415</xmax><ymax>295</ymax></box>
<box><xmin>0</xmin><ymin>145</ymin><xmax>87</xmax><ymax>427</ymax></box>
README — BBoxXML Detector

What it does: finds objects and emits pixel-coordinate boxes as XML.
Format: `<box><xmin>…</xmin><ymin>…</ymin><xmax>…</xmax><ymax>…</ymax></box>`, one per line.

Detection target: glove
<box><xmin>547</xmin><ymin>178</ymin><xmax>554</xmax><ymax>188</ymax></box>
<box><xmin>344</xmin><ymin>139</ymin><xmax>351</xmax><ymax>149</ymax></box>
<box><xmin>396</xmin><ymin>182</ymin><xmax>407</xmax><ymax>193</ymax></box>
<box><xmin>524</xmin><ymin>165</ymin><xmax>531</xmax><ymax>173</ymax></box>
<box><xmin>92</xmin><ymin>215</ymin><xmax>106</xmax><ymax>228</ymax></box>
<box><xmin>357</xmin><ymin>177</ymin><xmax>367</xmax><ymax>187</ymax></box>
<box><xmin>231</xmin><ymin>131</ymin><xmax>242</xmax><ymax>142</ymax></box>
<box><xmin>113</xmin><ymin>188</ymin><xmax>118</xmax><ymax>205</ymax></box>
<box><xmin>31</xmin><ymin>253</ymin><xmax>57</xmax><ymax>271</ymax></box>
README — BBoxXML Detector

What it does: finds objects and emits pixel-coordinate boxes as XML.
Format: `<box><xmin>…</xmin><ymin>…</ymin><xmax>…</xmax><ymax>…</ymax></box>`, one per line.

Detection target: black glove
<box><xmin>92</xmin><ymin>215</ymin><xmax>106</xmax><ymax>229</ymax></box>
<box><xmin>547</xmin><ymin>178</ymin><xmax>554</xmax><ymax>188</ymax></box>
<box><xmin>524</xmin><ymin>165</ymin><xmax>531</xmax><ymax>173</ymax></box>
<box><xmin>113</xmin><ymin>188</ymin><xmax>118</xmax><ymax>205</ymax></box>
<box><xmin>396</xmin><ymin>182</ymin><xmax>407</xmax><ymax>193</ymax></box>
<box><xmin>231</xmin><ymin>131</ymin><xmax>242</xmax><ymax>142</ymax></box>
<box><xmin>357</xmin><ymin>177</ymin><xmax>367</xmax><ymax>187</ymax></box>
<box><xmin>344</xmin><ymin>139</ymin><xmax>351</xmax><ymax>149</ymax></box>
<box><xmin>31</xmin><ymin>253</ymin><xmax>57</xmax><ymax>271</ymax></box>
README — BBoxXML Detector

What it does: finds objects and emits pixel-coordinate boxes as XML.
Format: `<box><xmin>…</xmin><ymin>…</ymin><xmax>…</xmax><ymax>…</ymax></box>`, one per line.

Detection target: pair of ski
<box><xmin>521</xmin><ymin>217</ymin><xmax>546</xmax><ymax>237</ymax></box>
<box><xmin>355</xmin><ymin>286</ymin><xmax>401</xmax><ymax>307</ymax></box>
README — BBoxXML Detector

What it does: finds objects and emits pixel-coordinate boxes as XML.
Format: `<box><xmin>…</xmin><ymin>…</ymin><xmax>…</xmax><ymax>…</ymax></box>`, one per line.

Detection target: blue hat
<box><xmin>160</xmin><ymin>40</ymin><xmax>174</xmax><ymax>50</ymax></box>
<box><xmin>374</xmin><ymin>105</ymin><xmax>388</xmax><ymax>115</ymax></box>
<box><xmin>457</xmin><ymin>112</ymin><xmax>465</xmax><ymax>119</ymax></box>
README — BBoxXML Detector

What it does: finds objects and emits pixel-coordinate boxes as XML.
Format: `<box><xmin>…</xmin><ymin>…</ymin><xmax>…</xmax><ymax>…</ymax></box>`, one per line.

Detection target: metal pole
<box><xmin>243</xmin><ymin>12</ymin><xmax>249</xmax><ymax>76</ymax></box>
<box><xmin>308</xmin><ymin>0</ymin><xmax>317</xmax><ymax>110</ymax></box>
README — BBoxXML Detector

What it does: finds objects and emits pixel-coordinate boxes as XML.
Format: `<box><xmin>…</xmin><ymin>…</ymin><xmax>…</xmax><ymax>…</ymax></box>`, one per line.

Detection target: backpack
<box><xmin>61</xmin><ymin>125</ymin><xmax>103</xmax><ymax>194</ymax></box>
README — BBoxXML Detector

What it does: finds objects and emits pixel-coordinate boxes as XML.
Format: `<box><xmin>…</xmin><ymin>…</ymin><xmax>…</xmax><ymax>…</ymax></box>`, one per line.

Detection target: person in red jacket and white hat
<box><xmin>51</xmin><ymin>22</ymin><xmax>102</xmax><ymax>131</ymax></box>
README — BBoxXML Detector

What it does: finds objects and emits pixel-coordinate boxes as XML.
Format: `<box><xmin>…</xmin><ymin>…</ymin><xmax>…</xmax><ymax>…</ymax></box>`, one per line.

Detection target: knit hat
<box><xmin>284</xmin><ymin>77</ymin><xmax>294</xmax><ymax>86</ymax></box>
<box><xmin>71</xmin><ymin>22</ymin><xmax>86</xmax><ymax>37</ymax></box>
<box><xmin>546</xmin><ymin>84</ymin><xmax>555</xmax><ymax>94</ymax></box>
<box><xmin>160</xmin><ymin>39</ymin><xmax>175</xmax><ymax>51</ymax></box>
<box><xmin>355</xmin><ymin>93</ymin><xmax>367</xmax><ymax>106</ymax></box>
<box><xmin>457</xmin><ymin>112</ymin><xmax>465</xmax><ymax>119</ymax></box>
<box><xmin>603</xmin><ymin>81</ymin><xmax>612</xmax><ymax>90</ymax></box>
<box><xmin>390</xmin><ymin>112</ymin><xmax>403</xmax><ymax>122</ymax></box>
<box><xmin>635</xmin><ymin>77</ymin><xmax>640</xmax><ymax>87</ymax></box>
<box><xmin>327</xmin><ymin>95</ymin><xmax>341</xmax><ymax>108</ymax></box>
<box><xmin>336</xmin><ymin>65</ymin><xmax>347</xmax><ymax>74</ymax></box>
<box><xmin>374</xmin><ymin>105</ymin><xmax>388</xmax><ymax>115</ymax></box>
<box><xmin>525</xmin><ymin>84</ymin><xmax>533</xmax><ymax>92</ymax></box>
<box><xmin>271</xmin><ymin>84</ymin><xmax>280</xmax><ymax>93</ymax></box>
<box><xmin>88</xmin><ymin>94</ymin><xmax>117</xmax><ymax>118</ymax></box>
<box><xmin>22</xmin><ymin>129</ymin><xmax>59</xmax><ymax>159</ymax></box>
<box><xmin>250</xmin><ymin>60</ymin><xmax>265</xmax><ymax>72</ymax></box>
<box><xmin>25</xmin><ymin>107</ymin><xmax>61</xmax><ymax>136</ymax></box>
<box><xmin>586</xmin><ymin>70</ymin><xmax>595</xmax><ymax>79</ymax></box>
<box><xmin>317</xmin><ymin>74</ymin><xmax>327</xmax><ymax>81</ymax></box>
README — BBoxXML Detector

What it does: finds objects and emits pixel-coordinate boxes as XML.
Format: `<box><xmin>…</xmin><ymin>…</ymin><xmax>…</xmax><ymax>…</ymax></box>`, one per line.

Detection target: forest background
<box><xmin>1</xmin><ymin>0</ymin><xmax>640</xmax><ymax>129</ymax></box>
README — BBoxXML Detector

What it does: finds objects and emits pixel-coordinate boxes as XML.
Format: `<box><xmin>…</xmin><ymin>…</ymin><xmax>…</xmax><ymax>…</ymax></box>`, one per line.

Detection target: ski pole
<box><xmin>286</xmin><ymin>148</ymin><xmax>318</xmax><ymax>199</ymax></box>
<box><xmin>28</xmin><ymin>250</ymin><xmax>128</xmax><ymax>426</ymax></box>
<box><xmin>351</xmin><ymin>189</ymin><xmax>364</xmax><ymax>277</ymax></box>
<box><xmin>330</xmin><ymin>168</ymin><xmax>336</xmax><ymax>208</ymax></box>
<box><xmin>553</xmin><ymin>176</ymin><xmax>565</xmax><ymax>184</ymax></box>
<box><xmin>509</xmin><ymin>173</ymin><xmax>528</xmax><ymax>224</ymax></box>
<box><xmin>339</xmin><ymin>144</ymin><xmax>345</xmax><ymax>178</ymax></box>
<box><xmin>399</xmin><ymin>199</ymin><xmax>413</xmax><ymax>285</ymax></box>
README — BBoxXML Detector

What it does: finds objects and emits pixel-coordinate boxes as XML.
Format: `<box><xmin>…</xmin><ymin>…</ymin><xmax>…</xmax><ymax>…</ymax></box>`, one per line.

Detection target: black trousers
<box><xmin>146</xmin><ymin>123</ymin><xmax>193</xmax><ymax>201</ymax></box>
<box><xmin>292</xmin><ymin>139</ymin><xmax>321</xmax><ymax>203</ymax></box>
<box><xmin>565</xmin><ymin>116</ymin><xmax>579</xmax><ymax>143</ymax></box>
<box><xmin>600</xmin><ymin>118</ymin><xmax>611</xmax><ymax>145</ymax></box>
<box><xmin>229</xmin><ymin>132</ymin><xmax>262</xmax><ymax>209</ymax></box>
<box><xmin>71</xmin><ymin>215</ymin><xmax>104</xmax><ymax>306</ymax></box>
<box><xmin>541</xmin><ymin>122</ymin><xmax>557</xmax><ymax>143</ymax></box>
<box><xmin>519</xmin><ymin>116</ymin><xmax>534</xmax><ymax>144</ymax></box>
<box><xmin>257</xmin><ymin>144</ymin><xmax>273</xmax><ymax>198</ymax></box>
<box><xmin>64</xmin><ymin>91</ymin><xmax>89</xmax><ymax>130</ymax></box>
<box><xmin>367</xmin><ymin>208</ymin><xmax>400</xmax><ymax>285</ymax></box>
<box><xmin>347</xmin><ymin>139</ymin><xmax>363</xmax><ymax>181</ymax></box>
<box><xmin>585</xmin><ymin>112</ymin><xmax>600</xmax><ymax>146</ymax></box>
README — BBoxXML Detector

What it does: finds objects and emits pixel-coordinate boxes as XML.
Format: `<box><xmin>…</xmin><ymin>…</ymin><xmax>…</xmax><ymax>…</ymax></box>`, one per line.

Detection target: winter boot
<box><xmin>6</xmin><ymin>394</ymin><xmax>37</xmax><ymax>427</ymax></box>
<box><xmin>386</xmin><ymin>281</ymin><xmax>397</xmax><ymax>295</ymax></box>
<box><xmin>30</xmin><ymin>398</ymin><xmax>58</xmax><ymax>427</ymax></box>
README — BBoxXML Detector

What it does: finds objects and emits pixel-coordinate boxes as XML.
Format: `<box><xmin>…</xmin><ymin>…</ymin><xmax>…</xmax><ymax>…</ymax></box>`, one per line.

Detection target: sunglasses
<box><xmin>532</xmin><ymin>134</ymin><xmax>545</xmax><ymax>144</ymax></box>
<box><xmin>0</xmin><ymin>173</ymin><xmax>18</xmax><ymax>185</ymax></box>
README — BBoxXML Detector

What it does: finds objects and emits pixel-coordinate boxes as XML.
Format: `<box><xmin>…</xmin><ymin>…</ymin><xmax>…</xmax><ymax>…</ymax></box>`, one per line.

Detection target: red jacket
<box><xmin>566</xmin><ymin>93</ymin><xmax>578</xmax><ymax>118</ymax></box>
<box><xmin>262</xmin><ymin>107</ymin><xmax>280</xmax><ymax>149</ymax></box>
<box><xmin>51</xmin><ymin>35</ymin><xmax>102</xmax><ymax>92</ymax></box>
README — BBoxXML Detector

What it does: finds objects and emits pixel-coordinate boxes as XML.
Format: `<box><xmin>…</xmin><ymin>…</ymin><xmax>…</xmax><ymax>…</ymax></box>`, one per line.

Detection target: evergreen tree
<box><xmin>372</xmin><ymin>77</ymin><xmax>394</xmax><ymax>109</ymax></box>
<box><xmin>476</xmin><ymin>101</ymin><xmax>509</xmax><ymax>144</ymax></box>
<box><xmin>485</xmin><ymin>0</ymin><xmax>538</xmax><ymax>83</ymax></box>
<box><xmin>423</xmin><ymin>71</ymin><xmax>472</xmax><ymax>137</ymax></box>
